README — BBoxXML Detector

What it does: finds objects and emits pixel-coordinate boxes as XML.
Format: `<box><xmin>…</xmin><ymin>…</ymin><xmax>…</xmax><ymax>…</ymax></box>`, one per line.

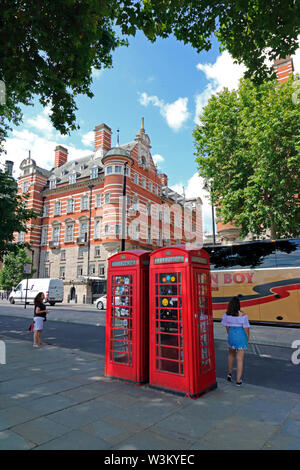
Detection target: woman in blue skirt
<box><xmin>221</xmin><ymin>296</ymin><xmax>250</xmax><ymax>386</ymax></box>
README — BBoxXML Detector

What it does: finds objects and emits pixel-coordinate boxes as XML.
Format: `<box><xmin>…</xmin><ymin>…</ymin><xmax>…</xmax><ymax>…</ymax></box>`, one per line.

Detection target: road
<box><xmin>0</xmin><ymin>303</ymin><xmax>299</xmax><ymax>394</ymax></box>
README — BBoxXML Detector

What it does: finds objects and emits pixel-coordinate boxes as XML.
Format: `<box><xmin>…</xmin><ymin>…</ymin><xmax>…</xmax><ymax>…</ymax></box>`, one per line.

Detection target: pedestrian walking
<box><xmin>33</xmin><ymin>292</ymin><xmax>49</xmax><ymax>347</ymax></box>
<box><xmin>221</xmin><ymin>296</ymin><xmax>250</xmax><ymax>386</ymax></box>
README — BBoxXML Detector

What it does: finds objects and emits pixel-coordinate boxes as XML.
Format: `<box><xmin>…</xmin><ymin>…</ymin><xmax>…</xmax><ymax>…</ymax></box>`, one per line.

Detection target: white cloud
<box><xmin>81</xmin><ymin>131</ymin><xmax>94</xmax><ymax>147</ymax></box>
<box><xmin>27</xmin><ymin>113</ymin><xmax>55</xmax><ymax>139</ymax></box>
<box><xmin>4</xmin><ymin>110</ymin><xmax>92</xmax><ymax>178</ymax></box>
<box><xmin>152</xmin><ymin>153</ymin><xmax>165</xmax><ymax>167</ymax></box>
<box><xmin>170</xmin><ymin>173</ymin><xmax>214</xmax><ymax>233</ymax></box>
<box><xmin>195</xmin><ymin>51</ymin><xmax>246</xmax><ymax>124</ymax></box>
<box><xmin>138</xmin><ymin>92</ymin><xmax>190</xmax><ymax>131</ymax></box>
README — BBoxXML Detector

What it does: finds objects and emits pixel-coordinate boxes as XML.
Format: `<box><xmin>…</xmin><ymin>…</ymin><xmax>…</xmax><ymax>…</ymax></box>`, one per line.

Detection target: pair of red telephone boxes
<box><xmin>104</xmin><ymin>246</ymin><xmax>217</xmax><ymax>398</ymax></box>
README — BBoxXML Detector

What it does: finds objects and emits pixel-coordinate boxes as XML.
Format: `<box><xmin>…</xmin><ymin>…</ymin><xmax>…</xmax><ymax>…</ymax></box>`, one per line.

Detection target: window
<box><xmin>98</xmin><ymin>264</ymin><xmax>105</xmax><ymax>276</ymax></box>
<box><xmin>127</xmin><ymin>194</ymin><xmax>131</xmax><ymax>206</ymax></box>
<box><xmin>95</xmin><ymin>193</ymin><xmax>101</xmax><ymax>207</ymax></box>
<box><xmin>104</xmin><ymin>225</ymin><xmax>109</xmax><ymax>235</ymax></box>
<box><xmin>41</xmin><ymin>226</ymin><xmax>48</xmax><ymax>246</ymax></box>
<box><xmin>80</xmin><ymin>222</ymin><xmax>88</xmax><ymax>238</ymax></box>
<box><xmin>164</xmin><ymin>208</ymin><xmax>170</xmax><ymax>224</ymax></box>
<box><xmin>134</xmin><ymin>174</ymin><xmax>139</xmax><ymax>185</ymax></box>
<box><xmin>275</xmin><ymin>239</ymin><xmax>300</xmax><ymax>267</ymax></box>
<box><xmin>44</xmin><ymin>266</ymin><xmax>49</xmax><ymax>278</ymax></box>
<box><xmin>44</xmin><ymin>251</ymin><xmax>49</xmax><ymax>262</ymax></box>
<box><xmin>133</xmin><ymin>224</ymin><xmax>140</xmax><ymax>240</ymax></box>
<box><xmin>49</xmin><ymin>178</ymin><xmax>56</xmax><ymax>190</ymax></box>
<box><xmin>132</xmin><ymin>196</ymin><xmax>139</xmax><ymax>210</ymax></box>
<box><xmin>147</xmin><ymin>203</ymin><xmax>152</xmax><ymax>216</ymax></box>
<box><xmin>60</xmin><ymin>250</ymin><xmax>66</xmax><ymax>261</ymax></box>
<box><xmin>77</xmin><ymin>265</ymin><xmax>83</xmax><ymax>277</ymax></box>
<box><xmin>106</xmin><ymin>166</ymin><xmax>113</xmax><ymax>175</ymax></box>
<box><xmin>18</xmin><ymin>232</ymin><xmax>25</xmax><ymax>243</ymax></box>
<box><xmin>65</xmin><ymin>224</ymin><xmax>74</xmax><ymax>242</ymax></box>
<box><xmin>78</xmin><ymin>246</ymin><xmax>85</xmax><ymax>258</ymax></box>
<box><xmin>149</xmin><ymin>182</ymin><xmax>152</xmax><ymax>192</ymax></box>
<box><xmin>89</xmin><ymin>264</ymin><xmax>96</xmax><ymax>276</ymax></box>
<box><xmin>94</xmin><ymin>219</ymin><xmax>101</xmax><ymax>239</ymax></box>
<box><xmin>43</xmin><ymin>205</ymin><xmax>49</xmax><ymax>217</ymax></box>
<box><xmin>115</xmin><ymin>224</ymin><xmax>120</xmax><ymax>235</ymax></box>
<box><xmin>52</xmin><ymin>226</ymin><xmax>60</xmax><ymax>242</ymax></box>
<box><xmin>69</xmin><ymin>172</ymin><xmax>76</xmax><ymax>184</ymax></box>
<box><xmin>81</xmin><ymin>195</ymin><xmax>89</xmax><ymax>211</ymax></box>
<box><xmin>59</xmin><ymin>266</ymin><xmax>65</xmax><ymax>278</ymax></box>
<box><xmin>114</xmin><ymin>165</ymin><xmax>122</xmax><ymax>174</ymax></box>
<box><xmin>67</xmin><ymin>198</ymin><xmax>75</xmax><ymax>213</ymax></box>
<box><xmin>95</xmin><ymin>246</ymin><xmax>101</xmax><ymax>257</ymax></box>
<box><xmin>104</xmin><ymin>193</ymin><xmax>110</xmax><ymax>204</ymax></box>
<box><xmin>90</xmin><ymin>167</ymin><xmax>98</xmax><ymax>179</ymax></box>
<box><xmin>23</xmin><ymin>181</ymin><xmax>29</xmax><ymax>193</ymax></box>
<box><xmin>141</xmin><ymin>178</ymin><xmax>146</xmax><ymax>189</ymax></box>
<box><xmin>53</xmin><ymin>201</ymin><xmax>61</xmax><ymax>216</ymax></box>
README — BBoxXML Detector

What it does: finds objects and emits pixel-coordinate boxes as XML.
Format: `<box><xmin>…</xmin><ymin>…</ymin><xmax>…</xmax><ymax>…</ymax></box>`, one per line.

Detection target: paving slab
<box><xmin>0</xmin><ymin>334</ymin><xmax>300</xmax><ymax>450</ymax></box>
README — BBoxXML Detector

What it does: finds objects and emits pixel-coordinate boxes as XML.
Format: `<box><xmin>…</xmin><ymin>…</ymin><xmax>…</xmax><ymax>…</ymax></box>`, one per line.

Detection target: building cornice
<box><xmin>42</xmin><ymin>176</ymin><xmax>104</xmax><ymax>197</ymax></box>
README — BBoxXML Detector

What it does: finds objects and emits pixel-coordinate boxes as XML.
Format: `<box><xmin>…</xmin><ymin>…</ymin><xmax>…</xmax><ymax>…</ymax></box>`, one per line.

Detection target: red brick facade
<box><xmin>15</xmin><ymin>121</ymin><xmax>202</xmax><ymax>302</ymax></box>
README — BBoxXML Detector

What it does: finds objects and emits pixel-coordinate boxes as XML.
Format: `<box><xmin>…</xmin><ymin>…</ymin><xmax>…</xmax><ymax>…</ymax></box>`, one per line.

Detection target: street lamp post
<box><xmin>204</xmin><ymin>181</ymin><xmax>216</xmax><ymax>245</ymax></box>
<box><xmin>121</xmin><ymin>161</ymin><xmax>128</xmax><ymax>252</ymax></box>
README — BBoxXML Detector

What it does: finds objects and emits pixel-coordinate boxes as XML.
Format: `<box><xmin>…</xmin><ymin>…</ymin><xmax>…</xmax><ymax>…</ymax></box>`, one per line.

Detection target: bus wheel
<box><xmin>49</xmin><ymin>302</ymin><xmax>55</xmax><ymax>306</ymax></box>
<box><xmin>9</xmin><ymin>298</ymin><xmax>15</xmax><ymax>304</ymax></box>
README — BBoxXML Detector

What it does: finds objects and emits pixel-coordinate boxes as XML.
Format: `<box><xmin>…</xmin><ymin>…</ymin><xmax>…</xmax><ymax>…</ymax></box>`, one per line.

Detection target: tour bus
<box><xmin>204</xmin><ymin>239</ymin><xmax>300</xmax><ymax>325</ymax></box>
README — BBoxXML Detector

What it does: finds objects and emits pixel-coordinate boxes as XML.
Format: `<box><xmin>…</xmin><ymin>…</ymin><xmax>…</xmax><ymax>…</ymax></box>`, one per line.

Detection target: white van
<box><xmin>9</xmin><ymin>278</ymin><xmax>64</xmax><ymax>306</ymax></box>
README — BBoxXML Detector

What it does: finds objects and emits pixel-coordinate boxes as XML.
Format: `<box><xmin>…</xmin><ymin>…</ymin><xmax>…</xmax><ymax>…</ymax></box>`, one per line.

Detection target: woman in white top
<box><xmin>221</xmin><ymin>296</ymin><xmax>250</xmax><ymax>386</ymax></box>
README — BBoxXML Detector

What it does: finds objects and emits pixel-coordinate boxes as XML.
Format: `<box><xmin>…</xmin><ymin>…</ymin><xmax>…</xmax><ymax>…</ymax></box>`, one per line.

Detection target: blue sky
<box><xmin>3</xmin><ymin>31</ymin><xmax>300</xmax><ymax>232</ymax></box>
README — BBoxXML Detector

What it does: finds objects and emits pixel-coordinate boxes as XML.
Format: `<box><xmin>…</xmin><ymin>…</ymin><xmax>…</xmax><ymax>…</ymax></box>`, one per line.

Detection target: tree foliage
<box><xmin>0</xmin><ymin>247</ymin><xmax>35</xmax><ymax>291</ymax></box>
<box><xmin>193</xmin><ymin>75</ymin><xmax>300</xmax><ymax>239</ymax></box>
<box><xmin>0</xmin><ymin>170</ymin><xmax>38</xmax><ymax>259</ymax></box>
<box><xmin>1</xmin><ymin>0</ymin><xmax>300</xmax><ymax>148</ymax></box>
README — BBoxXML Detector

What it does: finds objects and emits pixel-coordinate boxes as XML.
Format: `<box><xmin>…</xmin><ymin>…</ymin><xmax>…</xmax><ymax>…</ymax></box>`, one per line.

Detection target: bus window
<box><xmin>206</xmin><ymin>242</ymin><xmax>277</xmax><ymax>270</ymax></box>
<box><xmin>275</xmin><ymin>239</ymin><xmax>300</xmax><ymax>267</ymax></box>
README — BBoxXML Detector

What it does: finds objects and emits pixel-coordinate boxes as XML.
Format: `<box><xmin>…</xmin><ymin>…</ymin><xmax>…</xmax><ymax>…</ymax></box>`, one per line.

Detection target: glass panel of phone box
<box><xmin>110</xmin><ymin>275</ymin><xmax>133</xmax><ymax>365</ymax></box>
<box><xmin>196</xmin><ymin>271</ymin><xmax>211</xmax><ymax>373</ymax></box>
<box><xmin>155</xmin><ymin>272</ymin><xmax>184</xmax><ymax>375</ymax></box>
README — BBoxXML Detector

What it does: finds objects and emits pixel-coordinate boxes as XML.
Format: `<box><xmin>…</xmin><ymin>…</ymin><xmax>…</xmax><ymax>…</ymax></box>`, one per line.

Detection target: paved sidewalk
<box><xmin>0</xmin><ymin>334</ymin><xmax>300</xmax><ymax>450</ymax></box>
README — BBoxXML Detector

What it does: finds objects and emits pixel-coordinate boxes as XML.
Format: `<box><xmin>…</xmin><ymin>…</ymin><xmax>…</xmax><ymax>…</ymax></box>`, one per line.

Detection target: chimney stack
<box><xmin>273</xmin><ymin>56</ymin><xmax>294</xmax><ymax>83</ymax></box>
<box><xmin>158</xmin><ymin>173</ymin><xmax>168</xmax><ymax>187</ymax></box>
<box><xmin>94</xmin><ymin>123</ymin><xmax>112</xmax><ymax>153</ymax></box>
<box><xmin>55</xmin><ymin>145</ymin><xmax>68</xmax><ymax>168</ymax></box>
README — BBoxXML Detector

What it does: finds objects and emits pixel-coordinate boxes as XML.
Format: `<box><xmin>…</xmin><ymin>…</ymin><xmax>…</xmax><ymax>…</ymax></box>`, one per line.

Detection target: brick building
<box><xmin>15</xmin><ymin>120</ymin><xmax>202</xmax><ymax>303</ymax></box>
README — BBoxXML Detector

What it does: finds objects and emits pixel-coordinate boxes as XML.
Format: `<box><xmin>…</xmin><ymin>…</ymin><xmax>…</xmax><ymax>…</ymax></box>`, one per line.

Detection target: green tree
<box><xmin>0</xmin><ymin>170</ymin><xmax>38</xmax><ymax>259</ymax></box>
<box><xmin>1</xmin><ymin>1</ymin><xmax>300</xmax><ymax>149</ymax></box>
<box><xmin>193</xmin><ymin>75</ymin><xmax>300</xmax><ymax>239</ymax></box>
<box><xmin>0</xmin><ymin>247</ymin><xmax>35</xmax><ymax>291</ymax></box>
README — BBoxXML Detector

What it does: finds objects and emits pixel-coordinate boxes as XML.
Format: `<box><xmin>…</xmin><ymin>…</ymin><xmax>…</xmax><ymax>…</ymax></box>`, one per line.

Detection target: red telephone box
<box><xmin>149</xmin><ymin>246</ymin><xmax>217</xmax><ymax>398</ymax></box>
<box><xmin>105</xmin><ymin>250</ymin><xmax>150</xmax><ymax>384</ymax></box>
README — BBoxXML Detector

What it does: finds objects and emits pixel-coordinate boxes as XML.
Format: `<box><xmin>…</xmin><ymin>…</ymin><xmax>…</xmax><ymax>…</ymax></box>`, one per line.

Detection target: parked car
<box><xmin>9</xmin><ymin>278</ymin><xmax>64</xmax><ymax>306</ymax></box>
<box><xmin>94</xmin><ymin>294</ymin><xmax>107</xmax><ymax>310</ymax></box>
